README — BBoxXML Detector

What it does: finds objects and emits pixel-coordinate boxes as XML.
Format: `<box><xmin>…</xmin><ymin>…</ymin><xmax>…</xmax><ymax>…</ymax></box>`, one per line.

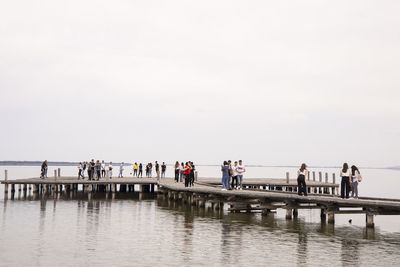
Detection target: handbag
<box><xmin>358</xmin><ymin>174</ymin><xmax>362</xmax><ymax>182</ymax></box>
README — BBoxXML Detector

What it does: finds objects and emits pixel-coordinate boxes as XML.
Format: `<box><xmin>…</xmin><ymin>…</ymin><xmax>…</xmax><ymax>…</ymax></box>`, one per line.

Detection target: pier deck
<box><xmin>1</xmin><ymin>176</ymin><xmax>399</xmax><ymax>228</ymax></box>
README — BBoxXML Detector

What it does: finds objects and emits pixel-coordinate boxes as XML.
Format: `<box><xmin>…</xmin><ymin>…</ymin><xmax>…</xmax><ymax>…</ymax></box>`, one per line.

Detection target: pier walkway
<box><xmin>1</xmin><ymin>174</ymin><xmax>399</xmax><ymax>228</ymax></box>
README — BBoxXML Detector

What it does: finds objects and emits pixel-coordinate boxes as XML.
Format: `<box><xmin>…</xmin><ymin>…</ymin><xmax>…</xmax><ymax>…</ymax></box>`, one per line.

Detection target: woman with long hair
<box><xmin>297</xmin><ymin>163</ymin><xmax>308</xmax><ymax>196</ymax></box>
<box><xmin>340</xmin><ymin>163</ymin><xmax>351</xmax><ymax>199</ymax></box>
<box><xmin>183</xmin><ymin>162</ymin><xmax>191</xmax><ymax>187</ymax></box>
<box><xmin>174</xmin><ymin>161</ymin><xmax>180</xmax><ymax>182</ymax></box>
<box><xmin>351</xmin><ymin>165</ymin><xmax>361</xmax><ymax>198</ymax></box>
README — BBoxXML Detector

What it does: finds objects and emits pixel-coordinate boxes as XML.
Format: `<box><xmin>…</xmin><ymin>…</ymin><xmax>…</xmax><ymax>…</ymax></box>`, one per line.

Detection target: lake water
<box><xmin>0</xmin><ymin>165</ymin><xmax>399</xmax><ymax>266</ymax></box>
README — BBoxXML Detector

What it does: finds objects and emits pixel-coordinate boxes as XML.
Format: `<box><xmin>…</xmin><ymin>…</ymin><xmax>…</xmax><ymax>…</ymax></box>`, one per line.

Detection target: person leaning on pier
<box><xmin>340</xmin><ymin>163</ymin><xmax>351</xmax><ymax>199</ymax></box>
<box><xmin>351</xmin><ymin>165</ymin><xmax>362</xmax><ymax>198</ymax></box>
<box><xmin>297</xmin><ymin>163</ymin><xmax>308</xmax><ymax>196</ymax></box>
<box><xmin>109</xmin><ymin>162</ymin><xmax>113</xmax><ymax>179</ymax></box>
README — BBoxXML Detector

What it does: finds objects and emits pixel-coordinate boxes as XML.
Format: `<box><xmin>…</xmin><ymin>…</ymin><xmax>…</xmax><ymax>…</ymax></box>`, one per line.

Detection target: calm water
<box><xmin>0</xmin><ymin>166</ymin><xmax>400</xmax><ymax>266</ymax></box>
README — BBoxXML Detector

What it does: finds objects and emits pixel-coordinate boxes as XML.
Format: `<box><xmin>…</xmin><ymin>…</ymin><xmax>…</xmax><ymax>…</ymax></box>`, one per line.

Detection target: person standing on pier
<box><xmin>351</xmin><ymin>165</ymin><xmax>361</xmax><ymax>198</ymax></box>
<box><xmin>340</xmin><ymin>163</ymin><xmax>351</xmax><ymax>199</ymax></box>
<box><xmin>109</xmin><ymin>162</ymin><xmax>113</xmax><ymax>179</ymax></box>
<box><xmin>174</xmin><ymin>161</ymin><xmax>180</xmax><ymax>182</ymax></box>
<box><xmin>138</xmin><ymin>163</ymin><xmax>143</xmax><ymax>178</ymax></box>
<box><xmin>119</xmin><ymin>162</ymin><xmax>124</xmax><ymax>178</ymax></box>
<box><xmin>145</xmin><ymin>164</ymin><xmax>149</xmax><ymax>177</ymax></box>
<box><xmin>133</xmin><ymin>162</ymin><xmax>138</xmax><ymax>177</ymax></box>
<box><xmin>221</xmin><ymin>161</ymin><xmax>230</xmax><ymax>190</ymax></box>
<box><xmin>231</xmin><ymin>161</ymin><xmax>238</xmax><ymax>189</ymax></box>
<box><xmin>155</xmin><ymin>161</ymin><xmax>160</xmax><ymax>178</ymax></box>
<box><xmin>190</xmin><ymin>162</ymin><xmax>195</xmax><ymax>186</ymax></box>
<box><xmin>89</xmin><ymin>159</ymin><xmax>95</xmax><ymax>181</ymax></box>
<box><xmin>40</xmin><ymin>160</ymin><xmax>48</xmax><ymax>179</ymax></box>
<box><xmin>161</xmin><ymin>162</ymin><xmax>167</xmax><ymax>178</ymax></box>
<box><xmin>183</xmin><ymin>162</ymin><xmax>192</xmax><ymax>187</ymax></box>
<box><xmin>236</xmin><ymin>160</ymin><xmax>246</xmax><ymax>190</ymax></box>
<box><xmin>149</xmin><ymin>162</ymin><xmax>153</xmax><ymax>177</ymax></box>
<box><xmin>95</xmin><ymin>160</ymin><xmax>101</xmax><ymax>180</ymax></box>
<box><xmin>180</xmin><ymin>162</ymin><xmax>184</xmax><ymax>182</ymax></box>
<box><xmin>228</xmin><ymin>160</ymin><xmax>233</xmax><ymax>190</ymax></box>
<box><xmin>101</xmin><ymin>160</ymin><xmax>106</xmax><ymax>177</ymax></box>
<box><xmin>78</xmin><ymin>162</ymin><xmax>83</xmax><ymax>179</ymax></box>
<box><xmin>82</xmin><ymin>161</ymin><xmax>87</xmax><ymax>178</ymax></box>
<box><xmin>297</xmin><ymin>163</ymin><xmax>308</xmax><ymax>196</ymax></box>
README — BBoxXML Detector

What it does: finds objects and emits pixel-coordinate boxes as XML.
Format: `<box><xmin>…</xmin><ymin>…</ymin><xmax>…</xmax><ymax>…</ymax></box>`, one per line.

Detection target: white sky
<box><xmin>1</xmin><ymin>0</ymin><xmax>399</xmax><ymax>167</ymax></box>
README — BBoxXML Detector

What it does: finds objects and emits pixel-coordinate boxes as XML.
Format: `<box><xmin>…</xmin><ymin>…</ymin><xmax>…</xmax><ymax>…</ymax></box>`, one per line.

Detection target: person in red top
<box><xmin>183</xmin><ymin>162</ymin><xmax>192</xmax><ymax>187</ymax></box>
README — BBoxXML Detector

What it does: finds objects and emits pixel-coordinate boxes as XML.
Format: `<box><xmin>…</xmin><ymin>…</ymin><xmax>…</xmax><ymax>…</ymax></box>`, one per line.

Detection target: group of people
<box><xmin>76</xmin><ymin>161</ymin><xmax>170</xmax><ymax>180</ymax></box>
<box><xmin>221</xmin><ymin>160</ymin><xmax>246</xmax><ymax>190</ymax></box>
<box><xmin>174</xmin><ymin>161</ymin><xmax>196</xmax><ymax>187</ymax></box>
<box><xmin>296</xmin><ymin>163</ymin><xmax>362</xmax><ymax>198</ymax></box>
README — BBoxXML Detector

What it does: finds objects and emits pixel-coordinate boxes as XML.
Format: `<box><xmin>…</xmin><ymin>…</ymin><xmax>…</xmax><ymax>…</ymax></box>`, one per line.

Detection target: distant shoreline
<box><xmin>0</xmin><ymin>161</ymin><xmax>398</xmax><ymax>170</ymax></box>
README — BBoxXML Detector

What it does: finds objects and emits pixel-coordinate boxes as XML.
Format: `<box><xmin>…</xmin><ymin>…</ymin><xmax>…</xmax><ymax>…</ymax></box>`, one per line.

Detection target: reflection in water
<box><xmin>0</xmin><ymin>193</ymin><xmax>399</xmax><ymax>266</ymax></box>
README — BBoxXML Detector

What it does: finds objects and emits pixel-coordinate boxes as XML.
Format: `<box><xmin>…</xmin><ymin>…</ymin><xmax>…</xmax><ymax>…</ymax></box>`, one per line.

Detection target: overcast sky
<box><xmin>1</xmin><ymin>0</ymin><xmax>399</xmax><ymax>167</ymax></box>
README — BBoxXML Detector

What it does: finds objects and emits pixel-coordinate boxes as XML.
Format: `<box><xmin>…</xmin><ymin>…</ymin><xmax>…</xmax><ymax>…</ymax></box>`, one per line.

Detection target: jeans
<box><xmin>341</xmin><ymin>176</ymin><xmax>350</xmax><ymax>199</ymax></box>
<box><xmin>351</xmin><ymin>181</ymin><xmax>358</xmax><ymax>198</ymax></box>
<box><xmin>180</xmin><ymin>171</ymin><xmax>183</xmax><ymax>182</ymax></box>
<box><xmin>161</xmin><ymin>171</ymin><xmax>165</xmax><ymax>178</ymax></box>
<box><xmin>133</xmin><ymin>169</ymin><xmax>137</xmax><ymax>177</ymax></box>
<box><xmin>231</xmin><ymin>176</ymin><xmax>238</xmax><ymax>188</ymax></box>
<box><xmin>174</xmin><ymin>170</ymin><xmax>179</xmax><ymax>182</ymax></box>
<box><xmin>237</xmin><ymin>175</ymin><xmax>243</xmax><ymax>188</ymax></box>
<box><xmin>109</xmin><ymin>170</ymin><xmax>112</xmax><ymax>179</ymax></box>
<box><xmin>185</xmin><ymin>174</ymin><xmax>190</xmax><ymax>187</ymax></box>
<box><xmin>119</xmin><ymin>170</ymin><xmax>123</xmax><ymax>178</ymax></box>
<box><xmin>222</xmin><ymin>176</ymin><xmax>230</xmax><ymax>189</ymax></box>
<box><xmin>297</xmin><ymin>175</ymin><xmax>307</xmax><ymax>196</ymax></box>
<box><xmin>102</xmin><ymin>170</ymin><xmax>105</xmax><ymax>177</ymax></box>
<box><xmin>138</xmin><ymin>170</ymin><xmax>142</xmax><ymax>177</ymax></box>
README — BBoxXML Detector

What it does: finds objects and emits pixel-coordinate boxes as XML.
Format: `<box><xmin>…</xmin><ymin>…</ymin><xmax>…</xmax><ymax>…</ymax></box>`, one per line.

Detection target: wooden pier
<box><xmin>1</xmin><ymin>171</ymin><xmax>400</xmax><ymax>228</ymax></box>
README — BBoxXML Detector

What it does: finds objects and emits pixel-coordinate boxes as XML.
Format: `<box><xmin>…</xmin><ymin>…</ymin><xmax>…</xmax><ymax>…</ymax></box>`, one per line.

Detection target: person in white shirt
<box><xmin>78</xmin><ymin>162</ymin><xmax>83</xmax><ymax>180</ymax></box>
<box><xmin>119</xmin><ymin>162</ymin><xmax>124</xmax><ymax>178</ymax></box>
<box><xmin>340</xmin><ymin>163</ymin><xmax>351</xmax><ymax>199</ymax></box>
<box><xmin>231</xmin><ymin>161</ymin><xmax>239</xmax><ymax>189</ymax></box>
<box><xmin>351</xmin><ymin>165</ymin><xmax>361</xmax><ymax>198</ymax></box>
<box><xmin>236</xmin><ymin>160</ymin><xmax>246</xmax><ymax>190</ymax></box>
<box><xmin>109</xmin><ymin>162</ymin><xmax>113</xmax><ymax>179</ymax></box>
<box><xmin>297</xmin><ymin>163</ymin><xmax>309</xmax><ymax>196</ymax></box>
<box><xmin>101</xmin><ymin>160</ymin><xmax>106</xmax><ymax>178</ymax></box>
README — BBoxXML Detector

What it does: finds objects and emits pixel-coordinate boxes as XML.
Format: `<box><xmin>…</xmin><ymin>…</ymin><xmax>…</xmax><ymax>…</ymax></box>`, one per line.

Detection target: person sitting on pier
<box><xmin>297</xmin><ymin>163</ymin><xmax>308</xmax><ymax>196</ymax></box>
<box><xmin>351</xmin><ymin>165</ymin><xmax>361</xmax><ymax>198</ymax></box>
<box><xmin>221</xmin><ymin>161</ymin><xmax>230</xmax><ymax>190</ymax></box>
<box><xmin>109</xmin><ymin>162</ymin><xmax>113</xmax><ymax>179</ymax></box>
<box><xmin>118</xmin><ymin>162</ymin><xmax>124</xmax><ymax>178</ymax></box>
<box><xmin>340</xmin><ymin>163</ymin><xmax>351</xmax><ymax>199</ymax></box>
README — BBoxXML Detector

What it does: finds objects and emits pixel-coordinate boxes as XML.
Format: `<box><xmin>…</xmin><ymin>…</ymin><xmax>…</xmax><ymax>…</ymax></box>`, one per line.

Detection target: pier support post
<box><xmin>328</xmin><ymin>212</ymin><xmax>335</xmax><ymax>224</ymax></box>
<box><xmin>293</xmin><ymin>209</ymin><xmax>298</xmax><ymax>218</ymax></box>
<box><xmin>320</xmin><ymin>209</ymin><xmax>327</xmax><ymax>221</ymax></box>
<box><xmin>286</xmin><ymin>172</ymin><xmax>289</xmax><ymax>184</ymax></box>
<box><xmin>5</xmin><ymin>170</ymin><xmax>8</xmax><ymax>181</ymax></box>
<box><xmin>366</xmin><ymin>214</ymin><xmax>375</xmax><ymax>228</ymax></box>
<box><xmin>286</xmin><ymin>209</ymin><xmax>293</xmax><ymax>220</ymax></box>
